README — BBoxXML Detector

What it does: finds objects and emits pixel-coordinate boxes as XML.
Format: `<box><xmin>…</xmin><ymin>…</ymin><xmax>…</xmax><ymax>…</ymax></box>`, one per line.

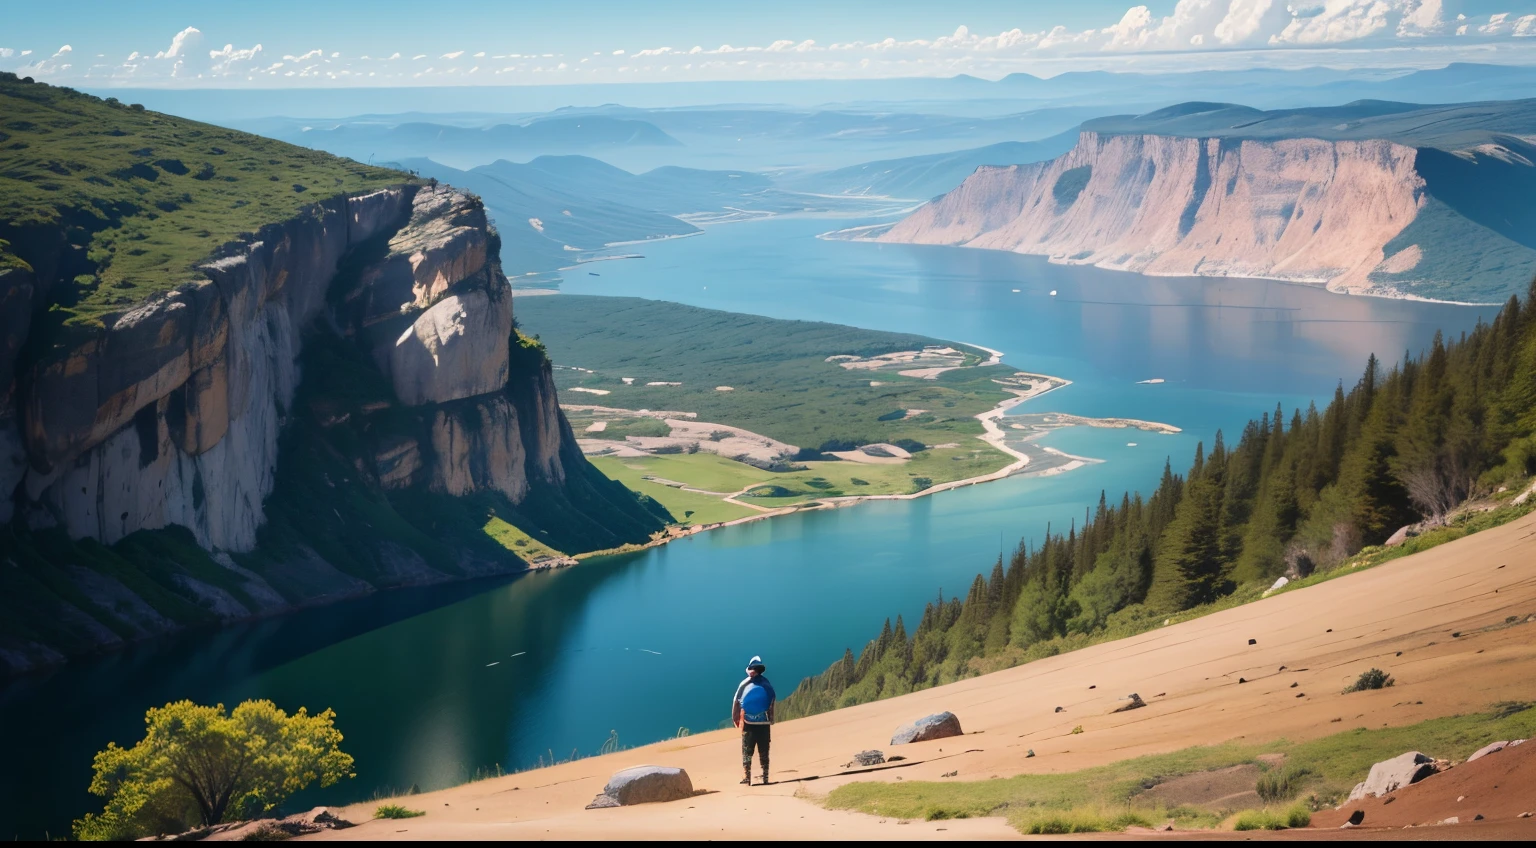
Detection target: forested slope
<box><xmin>784</xmin><ymin>279</ymin><xmax>1536</xmax><ymax>717</ymax></box>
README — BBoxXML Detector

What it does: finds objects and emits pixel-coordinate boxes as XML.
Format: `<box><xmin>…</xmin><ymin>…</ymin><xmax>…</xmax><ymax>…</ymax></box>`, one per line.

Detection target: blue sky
<box><xmin>5</xmin><ymin>0</ymin><xmax>1534</xmax><ymax>87</ymax></box>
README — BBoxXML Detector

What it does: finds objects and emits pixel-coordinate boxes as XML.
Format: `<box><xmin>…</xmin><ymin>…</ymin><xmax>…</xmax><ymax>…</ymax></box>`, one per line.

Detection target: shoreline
<box><xmin>575</xmin><ymin>368</ymin><xmax>1071</xmax><ymax>561</ymax></box>
<box><xmin>832</xmin><ymin>232</ymin><xmax>1502</xmax><ymax>308</ymax></box>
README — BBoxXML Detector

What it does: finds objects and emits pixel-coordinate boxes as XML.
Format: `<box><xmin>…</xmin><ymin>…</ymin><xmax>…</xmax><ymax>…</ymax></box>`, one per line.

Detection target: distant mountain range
<box><xmin>398</xmin><ymin>154</ymin><xmax>921</xmax><ymax>279</ymax></box>
<box><xmin>102</xmin><ymin>62</ymin><xmax>1536</xmax><ymax>123</ymax></box>
<box><xmin>780</xmin><ymin>130</ymin><xmax>1080</xmax><ymax>199</ymax></box>
<box><xmin>237</xmin><ymin>115</ymin><xmax>678</xmax><ymax>171</ymax></box>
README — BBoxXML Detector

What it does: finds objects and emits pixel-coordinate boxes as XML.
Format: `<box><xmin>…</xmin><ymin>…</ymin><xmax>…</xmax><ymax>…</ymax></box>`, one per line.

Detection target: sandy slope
<box><xmin>310</xmin><ymin>512</ymin><xmax>1536</xmax><ymax>841</ymax></box>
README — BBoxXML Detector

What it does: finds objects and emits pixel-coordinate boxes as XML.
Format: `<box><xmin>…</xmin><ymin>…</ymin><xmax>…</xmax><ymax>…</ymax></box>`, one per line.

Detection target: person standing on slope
<box><xmin>732</xmin><ymin>655</ymin><xmax>776</xmax><ymax>785</ymax></box>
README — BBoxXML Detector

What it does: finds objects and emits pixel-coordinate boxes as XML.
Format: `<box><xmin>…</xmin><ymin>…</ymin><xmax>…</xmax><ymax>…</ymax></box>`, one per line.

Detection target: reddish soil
<box><xmin>1312</xmin><ymin>739</ymin><xmax>1536</xmax><ymax>830</ymax></box>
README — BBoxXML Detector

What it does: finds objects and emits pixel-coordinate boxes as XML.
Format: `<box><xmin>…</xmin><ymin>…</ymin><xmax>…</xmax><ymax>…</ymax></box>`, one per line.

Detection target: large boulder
<box><xmin>587</xmin><ymin>766</ymin><xmax>694</xmax><ymax>809</ymax></box>
<box><xmin>891</xmin><ymin>711</ymin><xmax>963</xmax><ymax>745</ymax></box>
<box><xmin>388</xmin><ymin>285</ymin><xmax>512</xmax><ymax>406</ymax></box>
<box><xmin>1346</xmin><ymin>751</ymin><xmax>1438</xmax><ymax>801</ymax></box>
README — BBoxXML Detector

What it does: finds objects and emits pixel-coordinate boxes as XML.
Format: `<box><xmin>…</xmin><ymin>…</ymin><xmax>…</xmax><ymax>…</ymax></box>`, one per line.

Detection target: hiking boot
<box><xmin>740</xmin><ymin>774</ymin><xmax>751</xmax><ymax>785</ymax></box>
<box><xmin>760</xmin><ymin>772</ymin><xmax>770</xmax><ymax>785</ymax></box>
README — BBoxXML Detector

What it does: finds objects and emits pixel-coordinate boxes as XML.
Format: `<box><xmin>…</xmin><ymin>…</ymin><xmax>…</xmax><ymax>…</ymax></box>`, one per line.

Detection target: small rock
<box><xmin>890</xmin><ymin>712</ymin><xmax>963</xmax><ymax>745</ymax></box>
<box><xmin>1348</xmin><ymin>810</ymin><xmax>1366</xmax><ymax>826</ymax></box>
<box><xmin>1089</xmin><ymin>685</ymin><xmax>1096</xmax><ymax>690</ymax></box>
<box><xmin>1248</xmin><ymin>638</ymin><xmax>1257</xmax><ymax>645</ymax></box>
<box><xmin>852</xmin><ymin>750</ymin><xmax>886</xmax><ymax>767</ymax></box>
<box><xmin>1519</xmin><ymin>812</ymin><xmax>1532</xmax><ymax>818</ymax></box>
<box><xmin>1439</xmin><ymin>816</ymin><xmax>1459</xmax><ymax>825</ymax></box>
<box><xmin>1474</xmin><ymin>814</ymin><xmax>1484</xmax><ymax>821</ymax></box>
<box><xmin>1054</xmin><ymin>706</ymin><xmax>1065</xmax><ymax>713</ymax></box>
<box><xmin>1025</xmin><ymin>749</ymin><xmax>1036</xmax><ymax>758</ymax></box>
<box><xmin>587</xmin><ymin>766</ymin><xmax>694</xmax><ymax>809</ymax></box>
<box><xmin>1112</xmin><ymin>693</ymin><xmax>1146</xmax><ymax>713</ymax></box>
<box><xmin>1296</xmin><ymin>692</ymin><xmax>1305</xmax><ymax>698</ymax></box>
<box><xmin>1467</xmin><ymin>741</ymin><xmax>1510</xmax><ymax>763</ymax></box>
<box><xmin>1339</xmin><ymin>822</ymin><xmax>1356</xmax><ymax>829</ymax></box>
<box><xmin>1458</xmin><ymin>795</ymin><xmax>1466</xmax><ymax>803</ymax></box>
<box><xmin>1291</xmin><ymin>682</ymin><xmax>1299</xmax><ymax>688</ymax></box>
<box><xmin>1238</xmin><ymin>677</ymin><xmax>1247</xmax><ymax>684</ymax></box>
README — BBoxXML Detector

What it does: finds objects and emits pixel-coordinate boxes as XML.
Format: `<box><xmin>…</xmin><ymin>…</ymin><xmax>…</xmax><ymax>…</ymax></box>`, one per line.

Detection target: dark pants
<box><xmin>741</xmin><ymin>723</ymin><xmax>770</xmax><ymax>774</ymax></box>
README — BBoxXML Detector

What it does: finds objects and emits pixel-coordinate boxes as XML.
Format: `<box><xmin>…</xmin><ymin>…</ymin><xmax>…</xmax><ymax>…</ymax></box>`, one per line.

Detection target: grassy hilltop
<box><xmin>0</xmin><ymin>73</ymin><xmax>406</xmax><ymax>328</ymax></box>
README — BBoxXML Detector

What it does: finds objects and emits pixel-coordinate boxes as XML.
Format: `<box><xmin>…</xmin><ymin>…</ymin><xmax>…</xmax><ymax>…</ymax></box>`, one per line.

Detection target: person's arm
<box><xmin>766</xmin><ymin>681</ymin><xmax>778</xmax><ymax>724</ymax></box>
<box><xmin>732</xmin><ymin>679</ymin><xmax>746</xmax><ymax>729</ymax></box>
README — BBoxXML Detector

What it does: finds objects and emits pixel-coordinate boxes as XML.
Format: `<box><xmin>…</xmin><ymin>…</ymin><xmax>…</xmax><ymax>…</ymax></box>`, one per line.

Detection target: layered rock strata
<box><xmin>878</xmin><ymin>131</ymin><xmax>1532</xmax><ymax>297</ymax></box>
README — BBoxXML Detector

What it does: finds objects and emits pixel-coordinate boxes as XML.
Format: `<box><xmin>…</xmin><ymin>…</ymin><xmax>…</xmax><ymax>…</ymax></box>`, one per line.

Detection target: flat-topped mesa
<box><xmin>878</xmin><ymin>130</ymin><xmax>1536</xmax><ymax>301</ymax></box>
<box><xmin>9</xmin><ymin>185</ymin><xmax>562</xmax><ymax>550</ymax></box>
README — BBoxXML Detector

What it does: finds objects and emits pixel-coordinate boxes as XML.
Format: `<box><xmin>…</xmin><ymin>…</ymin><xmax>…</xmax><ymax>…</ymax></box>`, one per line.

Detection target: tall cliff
<box><xmin>0</xmin><ymin>78</ymin><xmax>667</xmax><ymax>676</ymax></box>
<box><xmin>880</xmin><ymin>127</ymin><xmax>1536</xmax><ymax>302</ymax></box>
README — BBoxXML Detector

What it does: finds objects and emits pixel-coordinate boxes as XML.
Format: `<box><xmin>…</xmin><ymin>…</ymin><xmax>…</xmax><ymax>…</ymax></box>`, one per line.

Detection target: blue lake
<box><xmin>0</xmin><ymin>215</ymin><xmax>1494</xmax><ymax>838</ymax></box>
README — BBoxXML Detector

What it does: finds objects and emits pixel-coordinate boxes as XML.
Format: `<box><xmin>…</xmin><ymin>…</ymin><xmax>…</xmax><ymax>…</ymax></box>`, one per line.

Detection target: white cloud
<box><xmin>0</xmin><ymin>48</ymin><xmax>12</xmax><ymax>59</ymax></box>
<box><xmin>209</xmin><ymin>42</ymin><xmax>263</xmax><ymax>74</ymax></box>
<box><xmin>1480</xmin><ymin>11</ymin><xmax>1536</xmax><ymax>36</ymax></box>
<box><xmin>155</xmin><ymin>27</ymin><xmax>199</xmax><ymax>59</ymax></box>
<box><xmin>18</xmin><ymin>4</ymin><xmax>1536</xmax><ymax>88</ymax></box>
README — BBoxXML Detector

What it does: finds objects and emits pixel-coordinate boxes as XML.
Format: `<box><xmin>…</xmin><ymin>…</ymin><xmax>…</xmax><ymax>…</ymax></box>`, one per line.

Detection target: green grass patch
<box><xmin>584</xmin><ymin>417</ymin><xmax>672</xmax><ymax>441</ymax></box>
<box><xmin>588</xmin><ymin>455</ymin><xmax>760</xmax><ymax>525</ymax></box>
<box><xmin>824</xmin><ymin>702</ymin><xmax>1536</xmax><ymax>834</ymax></box>
<box><xmin>1232</xmin><ymin>804</ymin><xmax>1312</xmax><ymax>830</ymax></box>
<box><xmin>482</xmin><ymin>517</ymin><xmax>567</xmax><ymax>561</ymax></box>
<box><xmin>1255</xmin><ymin>765</ymin><xmax>1314</xmax><ymax>803</ymax></box>
<box><xmin>518</xmin><ymin>295</ymin><xmax>1016</xmax><ymax>452</ymax></box>
<box><xmin>373</xmin><ymin>804</ymin><xmax>425</xmax><ymax>820</ymax></box>
<box><xmin>0</xmin><ymin>74</ymin><xmax>408</xmax><ymax>329</ymax></box>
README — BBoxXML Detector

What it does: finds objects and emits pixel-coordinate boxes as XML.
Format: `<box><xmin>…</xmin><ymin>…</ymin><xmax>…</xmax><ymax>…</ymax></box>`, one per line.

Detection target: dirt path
<box><xmin>309</xmin><ymin>511</ymin><xmax>1536</xmax><ymax>841</ymax></box>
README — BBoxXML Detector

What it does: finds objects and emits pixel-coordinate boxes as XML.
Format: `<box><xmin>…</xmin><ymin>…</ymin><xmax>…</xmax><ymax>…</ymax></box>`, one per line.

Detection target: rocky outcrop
<box><xmin>0</xmin><ymin>183</ymin><xmax>668</xmax><ymax>676</ymax></box>
<box><xmin>7</xmin><ymin>187</ymin><xmax>561</xmax><ymax>550</ymax></box>
<box><xmin>15</xmin><ymin>188</ymin><xmax>413</xmax><ymax>549</ymax></box>
<box><xmin>878</xmin><ymin>130</ymin><xmax>1532</xmax><ymax>298</ymax></box>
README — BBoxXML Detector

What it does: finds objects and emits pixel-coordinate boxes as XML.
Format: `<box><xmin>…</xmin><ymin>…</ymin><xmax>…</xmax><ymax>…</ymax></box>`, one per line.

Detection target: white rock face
<box><xmin>389</xmin><ymin>287</ymin><xmax>512</xmax><ymax>406</ymax></box>
<box><xmin>429</xmin><ymin>395</ymin><xmax>530</xmax><ymax>503</ymax></box>
<box><xmin>22</xmin><ymin>188</ymin><xmax>414</xmax><ymax>551</ymax></box>
<box><xmin>1346</xmin><ymin>751</ymin><xmax>1437</xmax><ymax>801</ymax></box>
<box><xmin>880</xmin><ymin>132</ymin><xmax>1426</xmax><ymax>294</ymax></box>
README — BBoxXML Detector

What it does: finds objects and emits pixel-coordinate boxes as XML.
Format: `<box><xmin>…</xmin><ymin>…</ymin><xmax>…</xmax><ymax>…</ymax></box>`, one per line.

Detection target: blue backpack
<box><xmin>739</xmin><ymin>678</ymin><xmax>774</xmax><ymax>723</ymax></box>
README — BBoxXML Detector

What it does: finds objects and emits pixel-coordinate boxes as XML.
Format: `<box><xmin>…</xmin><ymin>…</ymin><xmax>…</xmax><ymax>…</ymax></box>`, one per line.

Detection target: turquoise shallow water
<box><xmin>0</xmin><ymin>216</ymin><xmax>1493</xmax><ymax>838</ymax></box>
